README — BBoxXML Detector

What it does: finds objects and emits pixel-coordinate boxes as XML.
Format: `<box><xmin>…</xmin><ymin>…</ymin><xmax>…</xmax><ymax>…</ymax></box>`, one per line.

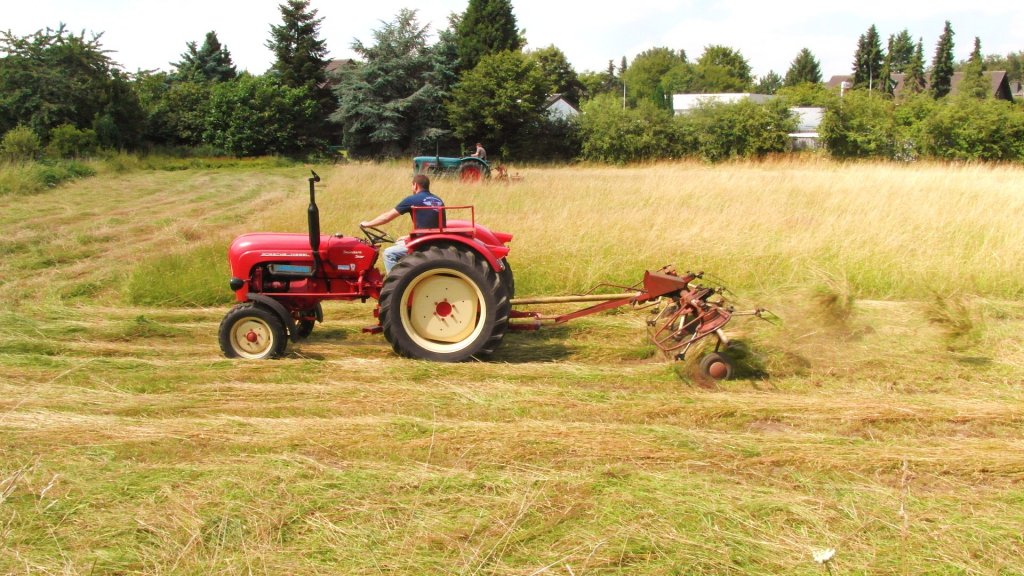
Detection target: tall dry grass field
<box><xmin>309</xmin><ymin>159</ymin><xmax>1024</xmax><ymax>299</ymax></box>
<box><xmin>1</xmin><ymin>159</ymin><xmax>1023</xmax><ymax>574</ymax></box>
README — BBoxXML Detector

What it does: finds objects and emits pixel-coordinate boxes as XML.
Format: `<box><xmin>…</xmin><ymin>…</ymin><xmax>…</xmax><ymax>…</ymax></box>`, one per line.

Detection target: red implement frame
<box><xmin>510</xmin><ymin>267</ymin><xmax>764</xmax><ymax>361</ymax></box>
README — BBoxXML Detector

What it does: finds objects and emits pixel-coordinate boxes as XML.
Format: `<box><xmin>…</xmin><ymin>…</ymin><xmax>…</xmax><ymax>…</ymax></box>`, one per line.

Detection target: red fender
<box><xmin>405</xmin><ymin>233</ymin><xmax>509</xmax><ymax>272</ymax></box>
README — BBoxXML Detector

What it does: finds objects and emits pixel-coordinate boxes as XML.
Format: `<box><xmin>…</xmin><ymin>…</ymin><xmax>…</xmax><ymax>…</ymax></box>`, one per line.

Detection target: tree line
<box><xmin>2</xmin><ymin>1</ymin><xmax>1023</xmax><ymax>164</ymax></box>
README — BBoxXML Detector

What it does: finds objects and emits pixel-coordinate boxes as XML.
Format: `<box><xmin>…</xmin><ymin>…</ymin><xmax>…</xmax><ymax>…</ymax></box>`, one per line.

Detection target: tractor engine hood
<box><xmin>228</xmin><ymin>232</ymin><xmax>371</xmax><ymax>277</ymax></box>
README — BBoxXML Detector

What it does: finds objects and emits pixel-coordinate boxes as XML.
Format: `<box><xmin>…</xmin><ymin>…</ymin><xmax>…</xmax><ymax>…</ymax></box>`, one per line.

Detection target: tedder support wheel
<box><xmin>699</xmin><ymin>352</ymin><xmax>735</xmax><ymax>381</ymax></box>
<box><xmin>219</xmin><ymin>303</ymin><xmax>288</xmax><ymax>359</ymax></box>
<box><xmin>379</xmin><ymin>245</ymin><xmax>509</xmax><ymax>361</ymax></box>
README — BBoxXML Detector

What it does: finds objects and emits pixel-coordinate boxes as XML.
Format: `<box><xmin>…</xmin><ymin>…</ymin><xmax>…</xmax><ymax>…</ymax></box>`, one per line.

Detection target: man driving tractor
<box><xmin>360</xmin><ymin>174</ymin><xmax>444</xmax><ymax>273</ymax></box>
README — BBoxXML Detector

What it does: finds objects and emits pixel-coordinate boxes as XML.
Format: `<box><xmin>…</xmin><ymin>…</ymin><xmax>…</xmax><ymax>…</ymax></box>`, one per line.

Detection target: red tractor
<box><xmin>220</xmin><ymin>172</ymin><xmax>767</xmax><ymax>379</ymax></box>
<box><xmin>218</xmin><ymin>171</ymin><xmax>514</xmax><ymax>362</ymax></box>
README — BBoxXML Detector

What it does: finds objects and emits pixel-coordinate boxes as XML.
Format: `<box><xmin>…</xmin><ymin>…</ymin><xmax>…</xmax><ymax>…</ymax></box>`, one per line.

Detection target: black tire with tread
<box><xmin>498</xmin><ymin>257</ymin><xmax>515</xmax><ymax>300</ymax></box>
<box><xmin>379</xmin><ymin>245</ymin><xmax>509</xmax><ymax>361</ymax></box>
<box><xmin>457</xmin><ymin>160</ymin><xmax>489</xmax><ymax>182</ymax></box>
<box><xmin>699</xmin><ymin>352</ymin><xmax>734</xmax><ymax>380</ymax></box>
<box><xmin>295</xmin><ymin>303</ymin><xmax>323</xmax><ymax>339</ymax></box>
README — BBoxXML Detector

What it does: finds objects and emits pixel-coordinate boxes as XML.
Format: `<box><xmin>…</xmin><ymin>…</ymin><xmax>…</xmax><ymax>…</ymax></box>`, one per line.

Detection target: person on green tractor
<box><xmin>471</xmin><ymin>142</ymin><xmax>486</xmax><ymax>160</ymax></box>
<box><xmin>360</xmin><ymin>174</ymin><xmax>445</xmax><ymax>273</ymax></box>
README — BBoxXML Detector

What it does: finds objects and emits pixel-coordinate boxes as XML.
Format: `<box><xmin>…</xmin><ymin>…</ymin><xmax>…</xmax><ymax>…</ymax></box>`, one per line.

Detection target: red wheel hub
<box><xmin>435</xmin><ymin>300</ymin><xmax>453</xmax><ymax>317</ymax></box>
<box><xmin>245</xmin><ymin>330</ymin><xmax>260</xmax><ymax>343</ymax></box>
<box><xmin>707</xmin><ymin>361</ymin><xmax>728</xmax><ymax>379</ymax></box>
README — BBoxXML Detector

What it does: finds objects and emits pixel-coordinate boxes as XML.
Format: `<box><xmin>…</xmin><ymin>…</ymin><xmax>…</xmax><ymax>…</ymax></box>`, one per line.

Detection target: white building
<box><xmin>544</xmin><ymin>94</ymin><xmax>579</xmax><ymax>119</ymax></box>
<box><xmin>672</xmin><ymin>93</ymin><xmax>772</xmax><ymax>115</ymax></box>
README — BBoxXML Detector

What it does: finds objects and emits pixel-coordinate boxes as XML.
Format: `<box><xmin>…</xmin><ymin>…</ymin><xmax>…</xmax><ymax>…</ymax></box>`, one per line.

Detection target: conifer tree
<box><xmin>266</xmin><ymin>0</ymin><xmax>333</xmax><ymax>142</ymax></box>
<box><xmin>888</xmin><ymin>30</ymin><xmax>915</xmax><ymax>71</ymax></box>
<box><xmin>960</xmin><ymin>36</ymin><xmax>988</xmax><ymax>99</ymax></box>
<box><xmin>172</xmin><ymin>31</ymin><xmax>236</xmax><ymax>83</ymax></box>
<box><xmin>331</xmin><ymin>9</ymin><xmax>448</xmax><ymax>156</ymax></box>
<box><xmin>930</xmin><ymin>21</ymin><xmax>956</xmax><ymax>98</ymax></box>
<box><xmin>267</xmin><ymin>0</ymin><xmax>328</xmax><ymax>92</ymax></box>
<box><xmin>902</xmin><ymin>39</ymin><xmax>927</xmax><ymax>95</ymax></box>
<box><xmin>784</xmin><ymin>48</ymin><xmax>822</xmax><ymax>86</ymax></box>
<box><xmin>851</xmin><ymin>24</ymin><xmax>884</xmax><ymax>90</ymax></box>
<box><xmin>455</xmin><ymin>0</ymin><xmax>522</xmax><ymax>73</ymax></box>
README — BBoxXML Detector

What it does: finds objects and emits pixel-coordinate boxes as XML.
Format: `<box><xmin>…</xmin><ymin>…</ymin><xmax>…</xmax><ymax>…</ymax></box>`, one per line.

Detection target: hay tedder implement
<box><xmin>508</xmin><ymin>267</ymin><xmax>768</xmax><ymax>379</ymax></box>
<box><xmin>218</xmin><ymin>172</ymin><xmax>767</xmax><ymax>380</ymax></box>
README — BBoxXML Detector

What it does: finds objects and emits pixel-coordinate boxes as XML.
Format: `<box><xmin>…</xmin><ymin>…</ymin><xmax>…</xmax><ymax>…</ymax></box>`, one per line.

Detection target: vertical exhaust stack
<box><xmin>307</xmin><ymin>170</ymin><xmax>322</xmax><ymax>273</ymax></box>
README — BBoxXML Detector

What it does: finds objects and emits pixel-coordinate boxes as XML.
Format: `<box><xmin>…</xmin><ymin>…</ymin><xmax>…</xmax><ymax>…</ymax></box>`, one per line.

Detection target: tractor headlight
<box><xmin>229</xmin><ymin>277</ymin><xmax>245</xmax><ymax>291</ymax></box>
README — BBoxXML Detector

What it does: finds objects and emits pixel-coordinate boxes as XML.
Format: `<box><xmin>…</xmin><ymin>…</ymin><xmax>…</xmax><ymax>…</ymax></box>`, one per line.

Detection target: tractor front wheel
<box><xmin>379</xmin><ymin>245</ymin><xmax>509</xmax><ymax>361</ymax></box>
<box><xmin>219</xmin><ymin>303</ymin><xmax>288</xmax><ymax>359</ymax></box>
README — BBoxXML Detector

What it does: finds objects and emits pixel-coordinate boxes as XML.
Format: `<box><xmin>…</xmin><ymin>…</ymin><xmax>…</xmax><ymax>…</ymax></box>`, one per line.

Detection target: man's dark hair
<box><xmin>412</xmin><ymin>174</ymin><xmax>430</xmax><ymax>190</ymax></box>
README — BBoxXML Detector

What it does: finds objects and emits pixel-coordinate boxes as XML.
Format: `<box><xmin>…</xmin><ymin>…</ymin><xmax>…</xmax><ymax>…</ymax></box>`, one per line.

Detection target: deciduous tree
<box><xmin>695</xmin><ymin>45</ymin><xmax>753</xmax><ymax>90</ymax></box>
<box><xmin>204</xmin><ymin>75</ymin><xmax>319</xmax><ymax>156</ymax></box>
<box><xmin>621</xmin><ymin>47</ymin><xmax>686</xmax><ymax>108</ymax></box>
<box><xmin>0</xmin><ymin>26</ymin><xmax>116</xmax><ymax>138</ymax></box>
<box><xmin>446</xmin><ymin>50</ymin><xmax>547</xmax><ymax>157</ymax></box>
<box><xmin>527</xmin><ymin>45</ymin><xmax>583</xmax><ymax>105</ymax></box>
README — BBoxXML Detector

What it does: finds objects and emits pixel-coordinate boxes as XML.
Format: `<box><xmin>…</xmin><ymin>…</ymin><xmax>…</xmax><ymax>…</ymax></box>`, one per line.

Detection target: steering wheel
<box><xmin>360</xmin><ymin>224</ymin><xmax>395</xmax><ymax>245</ymax></box>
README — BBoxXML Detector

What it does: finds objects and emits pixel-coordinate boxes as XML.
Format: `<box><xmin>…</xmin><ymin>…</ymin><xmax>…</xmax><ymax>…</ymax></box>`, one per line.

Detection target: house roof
<box><xmin>325</xmin><ymin>59</ymin><xmax>357</xmax><ymax>77</ymax></box>
<box><xmin>544</xmin><ymin>93</ymin><xmax>578</xmax><ymax>110</ymax></box>
<box><xmin>828</xmin><ymin>71</ymin><xmax>1013</xmax><ymax>101</ymax></box>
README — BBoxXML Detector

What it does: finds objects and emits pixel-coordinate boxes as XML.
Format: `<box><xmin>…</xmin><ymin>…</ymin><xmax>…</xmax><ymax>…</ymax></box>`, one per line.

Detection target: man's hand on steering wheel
<box><xmin>360</xmin><ymin>224</ymin><xmax>395</xmax><ymax>245</ymax></box>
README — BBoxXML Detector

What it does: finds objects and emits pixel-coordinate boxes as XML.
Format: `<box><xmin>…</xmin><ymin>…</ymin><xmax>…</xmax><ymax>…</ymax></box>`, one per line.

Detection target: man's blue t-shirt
<box><xmin>395</xmin><ymin>191</ymin><xmax>444</xmax><ymax>229</ymax></box>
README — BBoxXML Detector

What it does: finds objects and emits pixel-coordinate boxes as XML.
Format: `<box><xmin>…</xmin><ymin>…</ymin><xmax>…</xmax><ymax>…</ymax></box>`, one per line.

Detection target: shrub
<box><xmin>0</xmin><ymin>159</ymin><xmax>96</xmax><ymax>195</ymax></box>
<box><xmin>681</xmin><ymin>98</ymin><xmax>797</xmax><ymax>162</ymax></box>
<box><xmin>819</xmin><ymin>90</ymin><xmax>897</xmax><ymax>159</ymax></box>
<box><xmin>36</xmin><ymin>160</ymin><xmax>97</xmax><ymax>188</ymax></box>
<box><xmin>919</xmin><ymin>97</ymin><xmax>1024</xmax><ymax>162</ymax></box>
<box><xmin>1</xmin><ymin>125</ymin><xmax>42</xmax><ymax>162</ymax></box>
<box><xmin>579</xmin><ymin>94</ymin><xmax>685</xmax><ymax>163</ymax></box>
<box><xmin>47</xmin><ymin>124</ymin><xmax>99</xmax><ymax>158</ymax></box>
<box><xmin>204</xmin><ymin>75</ymin><xmax>321</xmax><ymax>156</ymax></box>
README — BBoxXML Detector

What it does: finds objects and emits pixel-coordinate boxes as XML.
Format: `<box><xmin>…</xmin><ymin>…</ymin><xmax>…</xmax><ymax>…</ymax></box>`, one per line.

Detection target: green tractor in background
<box><xmin>413</xmin><ymin>154</ymin><xmax>490</xmax><ymax>182</ymax></box>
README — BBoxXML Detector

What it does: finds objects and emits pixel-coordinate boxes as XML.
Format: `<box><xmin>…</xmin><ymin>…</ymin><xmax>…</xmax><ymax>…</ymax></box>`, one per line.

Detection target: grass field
<box><xmin>2</xmin><ymin>159</ymin><xmax>1024</xmax><ymax>574</ymax></box>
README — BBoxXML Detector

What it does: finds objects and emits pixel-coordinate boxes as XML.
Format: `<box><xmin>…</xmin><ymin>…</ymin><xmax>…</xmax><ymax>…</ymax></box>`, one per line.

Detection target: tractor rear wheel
<box><xmin>499</xmin><ymin>257</ymin><xmax>515</xmax><ymax>300</ymax></box>
<box><xmin>379</xmin><ymin>245</ymin><xmax>509</xmax><ymax>361</ymax></box>
<box><xmin>458</xmin><ymin>160</ymin><xmax>488</xmax><ymax>183</ymax></box>
<box><xmin>219</xmin><ymin>303</ymin><xmax>288</xmax><ymax>359</ymax></box>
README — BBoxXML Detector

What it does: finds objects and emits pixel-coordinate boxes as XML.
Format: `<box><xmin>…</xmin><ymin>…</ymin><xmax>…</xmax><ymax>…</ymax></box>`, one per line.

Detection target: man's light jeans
<box><xmin>383</xmin><ymin>238</ymin><xmax>407</xmax><ymax>273</ymax></box>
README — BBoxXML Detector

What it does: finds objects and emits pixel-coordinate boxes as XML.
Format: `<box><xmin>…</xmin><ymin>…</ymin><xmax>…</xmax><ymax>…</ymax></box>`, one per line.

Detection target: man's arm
<box><xmin>361</xmin><ymin>208</ymin><xmax>400</xmax><ymax>228</ymax></box>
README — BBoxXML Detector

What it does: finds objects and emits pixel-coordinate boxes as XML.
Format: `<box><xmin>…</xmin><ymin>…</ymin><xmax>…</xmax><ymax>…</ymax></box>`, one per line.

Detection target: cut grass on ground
<box><xmin>1</xmin><ymin>160</ymin><xmax>1023</xmax><ymax>574</ymax></box>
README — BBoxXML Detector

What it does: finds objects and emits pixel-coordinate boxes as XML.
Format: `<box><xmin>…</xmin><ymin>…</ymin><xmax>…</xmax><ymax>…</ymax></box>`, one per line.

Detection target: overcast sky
<box><xmin>3</xmin><ymin>0</ymin><xmax>1022</xmax><ymax>81</ymax></box>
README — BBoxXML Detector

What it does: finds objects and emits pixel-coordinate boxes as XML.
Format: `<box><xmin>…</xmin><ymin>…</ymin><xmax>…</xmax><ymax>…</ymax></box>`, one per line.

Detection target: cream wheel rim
<box><xmin>230</xmin><ymin>317</ymin><xmax>276</xmax><ymax>359</ymax></box>
<box><xmin>400</xmin><ymin>268</ymin><xmax>486</xmax><ymax>353</ymax></box>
